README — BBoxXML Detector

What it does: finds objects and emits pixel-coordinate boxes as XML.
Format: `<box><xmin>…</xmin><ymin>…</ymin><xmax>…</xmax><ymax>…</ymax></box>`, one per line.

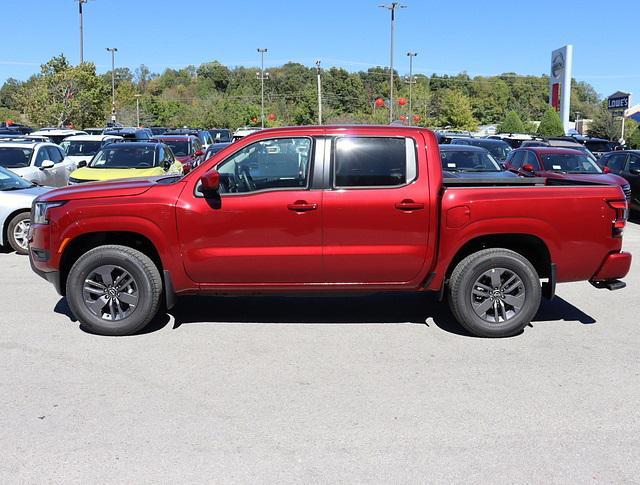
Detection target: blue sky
<box><xmin>2</xmin><ymin>0</ymin><xmax>639</xmax><ymax>101</ymax></box>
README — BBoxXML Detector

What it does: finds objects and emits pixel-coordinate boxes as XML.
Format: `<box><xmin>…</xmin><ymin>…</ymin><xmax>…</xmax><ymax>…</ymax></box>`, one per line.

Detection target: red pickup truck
<box><xmin>28</xmin><ymin>126</ymin><xmax>632</xmax><ymax>338</ymax></box>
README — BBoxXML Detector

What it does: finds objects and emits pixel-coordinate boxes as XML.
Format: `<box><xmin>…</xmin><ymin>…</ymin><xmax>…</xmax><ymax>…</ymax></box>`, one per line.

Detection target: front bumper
<box><xmin>29</xmin><ymin>250</ymin><xmax>63</xmax><ymax>295</ymax></box>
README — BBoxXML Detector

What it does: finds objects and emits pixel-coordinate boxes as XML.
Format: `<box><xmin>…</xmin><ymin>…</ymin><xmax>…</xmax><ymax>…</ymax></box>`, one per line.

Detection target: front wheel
<box><xmin>448</xmin><ymin>248</ymin><xmax>541</xmax><ymax>338</ymax></box>
<box><xmin>65</xmin><ymin>245</ymin><xmax>163</xmax><ymax>336</ymax></box>
<box><xmin>7</xmin><ymin>212</ymin><xmax>31</xmax><ymax>255</ymax></box>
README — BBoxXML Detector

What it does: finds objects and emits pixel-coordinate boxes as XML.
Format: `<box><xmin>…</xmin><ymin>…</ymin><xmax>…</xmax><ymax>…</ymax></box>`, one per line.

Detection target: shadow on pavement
<box><xmin>53</xmin><ymin>292</ymin><xmax>596</xmax><ymax>338</ymax></box>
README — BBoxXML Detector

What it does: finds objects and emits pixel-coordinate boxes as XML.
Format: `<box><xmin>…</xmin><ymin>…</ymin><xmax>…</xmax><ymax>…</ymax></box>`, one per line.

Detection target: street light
<box><xmin>315</xmin><ymin>60</ymin><xmax>323</xmax><ymax>125</ymax></box>
<box><xmin>257</xmin><ymin>48</ymin><xmax>268</xmax><ymax>128</ymax></box>
<box><xmin>406</xmin><ymin>52</ymin><xmax>417</xmax><ymax>125</ymax></box>
<box><xmin>379</xmin><ymin>2</ymin><xmax>406</xmax><ymax>123</ymax></box>
<box><xmin>106</xmin><ymin>47</ymin><xmax>117</xmax><ymax>122</ymax></box>
<box><xmin>134</xmin><ymin>94</ymin><xmax>142</xmax><ymax>127</ymax></box>
<box><xmin>77</xmin><ymin>0</ymin><xmax>89</xmax><ymax>64</ymax></box>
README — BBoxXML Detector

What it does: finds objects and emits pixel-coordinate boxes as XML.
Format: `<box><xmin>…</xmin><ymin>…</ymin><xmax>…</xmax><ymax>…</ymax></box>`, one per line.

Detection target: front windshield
<box><xmin>0</xmin><ymin>147</ymin><xmax>33</xmax><ymax>168</ymax></box>
<box><xmin>477</xmin><ymin>142</ymin><xmax>512</xmax><ymax>161</ymax></box>
<box><xmin>60</xmin><ymin>140</ymin><xmax>102</xmax><ymax>157</ymax></box>
<box><xmin>441</xmin><ymin>149</ymin><xmax>502</xmax><ymax>171</ymax></box>
<box><xmin>89</xmin><ymin>146</ymin><xmax>156</xmax><ymax>169</ymax></box>
<box><xmin>541</xmin><ymin>153</ymin><xmax>602</xmax><ymax>173</ymax></box>
<box><xmin>162</xmin><ymin>141</ymin><xmax>189</xmax><ymax>156</ymax></box>
<box><xmin>0</xmin><ymin>166</ymin><xmax>32</xmax><ymax>190</ymax></box>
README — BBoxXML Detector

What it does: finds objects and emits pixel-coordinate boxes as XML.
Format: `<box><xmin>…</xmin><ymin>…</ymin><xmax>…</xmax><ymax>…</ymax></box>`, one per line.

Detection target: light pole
<box><xmin>134</xmin><ymin>94</ymin><xmax>142</xmax><ymax>127</ymax></box>
<box><xmin>257</xmin><ymin>48</ymin><xmax>268</xmax><ymax>128</ymax></box>
<box><xmin>575</xmin><ymin>111</ymin><xmax>581</xmax><ymax>134</ymax></box>
<box><xmin>77</xmin><ymin>0</ymin><xmax>89</xmax><ymax>63</ymax></box>
<box><xmin>406</xmin><ymin>51</ymin><xmax>417</xmax><ymax>125</ymax></box>
<box><xmin>315</xmin><ymin>60</ymin><xmax>323</xmax><ymax>125</ymax></box>
<box><xmin>379</xmin><ymin>2</ymin><xmax>406</xmax><ymax>123</ymax></box>
<box><xmin>106</xmin><ymin>47</ymin><xmax>117</xmax><ymax>123</ymax></box>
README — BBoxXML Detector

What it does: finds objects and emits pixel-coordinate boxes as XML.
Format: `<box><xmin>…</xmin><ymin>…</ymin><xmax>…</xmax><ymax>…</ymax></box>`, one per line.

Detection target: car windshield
<box><xmin>585</xmin><ymin>141</ymin><xmax>616</xmax><ymax>153</ymax></box>
<box><xmin>441</xmin><ymin>149</ymin><xmax>502</xmax><ymax>171</ymax></box>
<box><xmin>210</xmin><ymin>129</ymin><xmax>231</xmax><ymax>141</ymax></box>
<box><xmin>89</xmin><ymin>146</ymin><xmax>156</xmax><ymax>169</ymax></box>
<box><xmin>162</xmin><ymin>141</ymin><xmax>189</xmax><ymax>156</ymax></box>
<box><xmin>541</xmin><ymin>153</ymin><xmax>602</xmax><ymax>173</ymax></box>
<box><xmin>60</xmin><ymin>140</ymin><xmax>102</xmax><ymax>157</ymax></box>
<box><xmin>0</xmin><ymin>147</ymin><xmax>33</xmax><ymax>168</ymax></box>
<box><xmin>469</xmin><ymin>141</ymin><xmax>512</xmax><ymax>161</ymax></box>
<box><xmin>0</xmin><ymin>166</ymin><xmax>32</xmax><ymax>190</ymax></box>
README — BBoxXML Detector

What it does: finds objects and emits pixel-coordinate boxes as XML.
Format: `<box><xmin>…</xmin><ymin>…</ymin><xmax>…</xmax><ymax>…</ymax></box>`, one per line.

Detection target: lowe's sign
<box><xmin>608</xmin><ymin>92</ymin><xmax>630</xmax><ymax>111</ymax></box>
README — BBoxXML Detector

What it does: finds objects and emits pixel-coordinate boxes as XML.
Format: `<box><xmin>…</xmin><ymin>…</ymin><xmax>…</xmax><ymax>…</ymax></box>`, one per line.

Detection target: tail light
<box><xmin>607</xmin><ymin>199</ymin><xmax>628</xmax><ymax>238</ymax></box>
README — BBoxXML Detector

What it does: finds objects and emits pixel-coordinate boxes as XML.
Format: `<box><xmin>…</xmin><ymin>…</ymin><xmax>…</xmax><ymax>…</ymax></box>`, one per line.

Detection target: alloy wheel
<box><xmin>471</xmin><ymin>267</ymin><xmax>525</xmax><ymax>323</ymax></box>
<box><xmin>82</xmin><ymin>265</ymin><xmax>139</xmax><ymax>321</ymax></box>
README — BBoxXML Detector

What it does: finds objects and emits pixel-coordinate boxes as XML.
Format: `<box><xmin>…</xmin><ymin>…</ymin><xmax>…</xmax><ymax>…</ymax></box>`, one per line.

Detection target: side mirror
<box><xmin>163</xmin><ymin>160</ymin><xmax>172</xmax><ymax>171</ymax></box>
<box><xmin>602</xmin><ymin>166</ymin><xmax>611</xmax><ymax>174</ymax></box>
<box><xmin>522</xmin><ymin>163</ymin><xmax>535</xmax><ymax>173</ymax></box>
<box><xmin>40</xmin><ymin>160</ymin><xmax>55</xmax><ymax>170</ymax></box>
<box><xmin>194</xmin><ymin>150</ymin><xmax>204</xmax><ymax>157</ymax></box>
<box><xmin>200</xmin><ymin>169</ymin><xmax>220</xmax><ymax>193</ymax></box>
<box><xmin>77</xmin><ymin>160</ymin><xmax>88</xmax><ymax>168</ymax></box>
<box><xmin>630</xmin><ymin>168</ymin><xmax>640</xmax><ymax>175</ymax></box>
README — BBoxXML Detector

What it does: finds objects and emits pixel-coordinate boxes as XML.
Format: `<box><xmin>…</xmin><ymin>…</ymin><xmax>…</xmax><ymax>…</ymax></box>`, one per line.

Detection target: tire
<box><xmin>7</xmin><ymin>212</ymin><xmax>31</xmax><ymax>255</ymax></box>
<box><xmin>65</xmin><ymin>245</ymin><xmax>163</xmax><ymax>336</ymax></box>
<box><xmin>448</xmin><ymin>248</ymin><xmax>541</xmax><ymax>338</ymax></box>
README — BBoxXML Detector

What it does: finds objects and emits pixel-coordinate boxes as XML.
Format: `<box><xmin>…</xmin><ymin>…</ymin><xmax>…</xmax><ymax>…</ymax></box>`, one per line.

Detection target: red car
<box><xmin>154</xmin><ymin>135</ymin><xmax>204</xmax><ymax>174</ymax></box>
<box><xmin>504</xmin><ymin>147</ymin><xmax>631</xmax><ymax>201</ymax></box>
<box><xmin>29</xmin><ymin>126</ymin><xmax>631</xmax><ymax>338</ymax></box>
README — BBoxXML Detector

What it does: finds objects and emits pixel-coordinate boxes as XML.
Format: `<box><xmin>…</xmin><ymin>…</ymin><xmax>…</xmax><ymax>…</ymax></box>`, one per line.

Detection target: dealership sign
<box><xmin>549</xmin><ymin>45</ymin><xmax>573</xmax><ymax>134</ymax></box>
<box><xmin>608</xmin><ymin>91</ymin><xmax>630</xmax><ymax>112</ymax></box>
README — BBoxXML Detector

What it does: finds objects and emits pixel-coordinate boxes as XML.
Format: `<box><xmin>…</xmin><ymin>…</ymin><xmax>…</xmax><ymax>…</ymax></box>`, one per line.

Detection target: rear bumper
<box><xmin>590</xmin><ymin>251</ymin><xmax>632</xmax><ymax>282</ymax></box>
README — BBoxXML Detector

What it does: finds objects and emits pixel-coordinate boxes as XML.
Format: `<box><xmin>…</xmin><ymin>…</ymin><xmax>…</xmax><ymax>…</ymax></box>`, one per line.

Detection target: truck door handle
<box><xmin>288</xmin><ymin>200</ymin><xmax>318</xmax><ymax>212</ymax></box>
<box><xmin>395</xmin><ymin>199</ymin><xmax>424</xmax><ymax>211</ymax></box>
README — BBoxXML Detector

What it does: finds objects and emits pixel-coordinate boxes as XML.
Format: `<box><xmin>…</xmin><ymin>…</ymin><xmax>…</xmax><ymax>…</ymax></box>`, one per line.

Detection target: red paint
<box><xmin>552</xmin><ymin>83</ymin><xmax>560</xmax><ymax>111</ymax></box>
<box><xmin>30</xmin><ymin>125</ymin><xmax>631</xmax><ymax>299</ymax></box>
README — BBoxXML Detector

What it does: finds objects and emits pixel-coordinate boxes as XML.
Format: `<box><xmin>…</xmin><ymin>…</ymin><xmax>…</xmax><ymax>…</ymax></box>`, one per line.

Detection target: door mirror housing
<box><xmin>194</xmin><ymin>149</ymin><xmax>204</xmax><ymax>157</ymax></box>
<box><xmin>602</xmin><ymin>165</ymin><xmax>611</xmax><ymax>174</ymax></box>
<box><xmin>629</xmin><ymin>168</ymin><xmax>640</xmax><ymax>175</ymax></box>
<box><xmin>40</xmin><ymin>160</ymin><xmax>55</xmax><ymax>170</ymax></box>
<box><xmin>522</xmin><ymin>163</ymin><xmax>535</xmax><ymax>173</ymax></box>
<box><xmin>200</xmin><ymin>169</ymin><xmax>220</xmax><ymax>193</ymax></box>
<box><xmin>77</xmin><ymin>160</ymin><xmax>88</xmax><ymax>168</ymax></box>
<box><xmin>162</xmin><ymin>160</ymin><xmax>172</xmax><ymax>171</ymax></box>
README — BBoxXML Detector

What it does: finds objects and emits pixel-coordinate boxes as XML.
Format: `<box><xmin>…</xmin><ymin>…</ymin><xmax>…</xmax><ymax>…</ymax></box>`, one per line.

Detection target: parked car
<box><xmin>163</xmin><ymin>128</ymin><xmax>213</xmax><ymax>149</ymax></box>
<box><xmin>0</xmin><ymin>122</ymin><xmax>33</xmax><ymax>135</ymax></box>
<box><xmin>102</xmin><ymin>127</ymin><xmax>152</xmax><ymax>141</ymax></box>
<box><xmin>0</xmin><ymin>138</ymin><xmax>78</xmax><ymax>186</ymax></box>
<box><xmin>208</xmin><ymin>128</ymin><xmax>232</xmax><ymax>143</ymax></box>
<box><xmin>598</xmin><ymin>150</ymin><xmax>640</xmax><ymax>211</ymax></box>
<box><xmin>439</xmin><ymin>145</ymin><xmax>517</xmax><ymax>178</ymax></box>
<box><xmin>154</xmin><ymin>135</ymin><xmax>204</xmax><ymax>174</ymax></box>
<box><xmin>572</xmin><ymin>135</ymin><xmax>620</xmax><ymax>158</ymax></box>
<box><xmin>232</xmin><ymin>127</ymin><xmax>261</xmax><ymax>142</ymax></box>
<box><xmin>520</xmin><ymin>138</ymin><xmax>598</xmax><ymax>162</ymax></box>
<box><xmin>487</xmin><ymin>134</ymin><xmax>539</xmax><ymax>149</ymax></box>
<box><xmin>203</xmin><ymin>142</ymin><xmax>232</xmax><ymax>160</ymax></box>
<box><xmin>59</xmin><ymin>134</ymin><xmax>122</xmax><ymax>165</ymax></box>
<box><xmin>30</xmin><ymin>128</ymin><xmax>87</xmax><ymax>144</ymax></box>
<box><xmin>505</xmin><ymin>147</ymin><xmax>630</xmax><ymax>201</ymax></box>
<box><xmin>67</xmin><ymin>141</ymin><xmax>183</xmax><ymax>184</ymax></box>
<box><xmin>83</xmin><ymin>127</ymin><xmax>105</xmax><ymax>135</ymax></box>
<box><xmin>449</xmin><ymin>137</ymin><xmax>513</xmax><ymax>162</ymax></box>
<box><xmin>149</xmin><ymin>127</ymin><xmax>169</xmax><ymax>136</ymax></box>
<box><xmin>0</xmin><ymin>166</ymin><xmax>50</xmax><ymax>254</ymax></box>
<box><xmin>30</xmin><ymin>126</ymin><xmax>631</xmax><ymax>338</ymax></box>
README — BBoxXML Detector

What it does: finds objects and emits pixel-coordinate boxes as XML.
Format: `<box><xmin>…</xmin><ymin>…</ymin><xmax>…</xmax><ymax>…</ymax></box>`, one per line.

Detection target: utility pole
<box><xmin>106</xmin><ymin>47</ymin><xmax>117</xmax><ymax>123</ymax></box>
<box><xmin>256</xmin><ymin>48</ymin><xmax>268</xmax><ymax>128</ymax></box>
<box><xmin>379</xmin><ymin>3</ymin><xmax>406</xmax><ymax>123</ymax></box>
<box><xmin>575</xmin><ymin>111</ymin><xmax>581</xmax><ymax>134</ymax></box>
<box><xmin>134</xmin><ymin>94</ymin><xmax>142</xmax><ymax>127</ymax></box>
<box><xmin>406</xmin><ymin>51</ymin><xmax>417</xmax><ymax>125</ymax></box>
<box><xmin>315</xmin><ymin>60</ymin><xmax>323</xmax><ymax>125</ymax></box>
<box><xmin>77</xmin><ymin>0</ymin><xmax>89</xmax><ymax>64</ymax></box>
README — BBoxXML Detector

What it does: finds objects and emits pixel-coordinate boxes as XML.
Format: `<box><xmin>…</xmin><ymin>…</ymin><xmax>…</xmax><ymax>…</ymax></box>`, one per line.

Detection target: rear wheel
<box><xmin>448</xmin><ymin>248</ymin><xmax>541</xmax><ymax>338</ymax></box>
<box><xmin>65</xmin><ymin>245</ymin><xmax>162</xmax><ymax>336</ymax></box>
<box><xmin>7</xmin><ymin>212</ymin><xmax>30</xmax><ymax>255</ymax></box>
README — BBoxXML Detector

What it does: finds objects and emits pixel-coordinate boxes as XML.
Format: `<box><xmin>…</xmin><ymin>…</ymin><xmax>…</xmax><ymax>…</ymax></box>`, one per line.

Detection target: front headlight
<box><xmin>33</xmin><ymin>201</ymin><xmax>66</xmax><ymax>225</ymax></box>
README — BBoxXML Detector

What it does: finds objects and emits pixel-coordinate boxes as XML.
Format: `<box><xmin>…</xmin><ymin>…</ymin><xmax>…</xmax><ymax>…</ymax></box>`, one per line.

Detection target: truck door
<box><xmin>176</xmin><ymin>136</ymin><xmax>323</xmax><ymax>284</ymax></box>
<box><xmin>322</xmin><ymin>135</ymin><xmax>430</xmax><ymax>283</ymax></box>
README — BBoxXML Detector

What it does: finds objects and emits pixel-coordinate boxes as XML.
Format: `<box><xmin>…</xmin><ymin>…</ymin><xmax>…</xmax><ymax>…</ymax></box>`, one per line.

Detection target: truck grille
<box><xmin>622</xmin><ymin>184</ymin><xmax>631</xmax><ymax>201</ymax></box>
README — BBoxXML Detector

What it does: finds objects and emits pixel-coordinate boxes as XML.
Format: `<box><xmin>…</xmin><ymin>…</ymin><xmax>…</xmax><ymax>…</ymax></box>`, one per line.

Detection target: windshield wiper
<box><xmin>2</xmin><ymin>186</ymin><xmax>27</xmax><ymax>191</ymax></box>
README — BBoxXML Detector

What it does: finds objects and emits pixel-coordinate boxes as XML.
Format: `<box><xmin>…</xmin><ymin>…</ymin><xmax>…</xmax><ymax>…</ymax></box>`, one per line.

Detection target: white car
<box><xmin>59</xmin><ymin>134</ymin><xmax>122</xmax><ymax>166</ymax></box>
<box><xmin>30</xmin><ymin>128</ymin><xmax>87</xmax><ymax>145</ymax></box>
<box><xmin>0</xmin><ymin>139</ymin><xmax>78</xmax><ymax>187</ymax></box>
<box><xmin>232</xmin><ymin>127</ymin><xmax>261</xmax><ymax>142</ymax></box>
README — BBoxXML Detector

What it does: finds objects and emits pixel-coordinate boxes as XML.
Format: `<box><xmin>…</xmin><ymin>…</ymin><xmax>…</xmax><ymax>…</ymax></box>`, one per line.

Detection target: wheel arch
<box><xmin>2</xmin><ymin>208</ymin><xmax>31</xmax><ymax>247</ymax></box>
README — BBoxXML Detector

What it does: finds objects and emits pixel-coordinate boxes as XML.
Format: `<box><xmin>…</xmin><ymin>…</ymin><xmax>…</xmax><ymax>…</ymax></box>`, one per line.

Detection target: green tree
<box><xmin>497</xmin><ymin>111</ymin><xmax>525</xmax><ymax>133</ymax></box>
<box><xmin>431</xmin><ymin>89</ymin><xmax>478</xmax><ymax>131</ymax></box>
<box><xmin>537</xmin><ymin>107</ymin><xmax>565</xmax><ymax>136</ymax></box>
<box><xmin>588</xmin><ymin>102</ymin><xmax>618</xmax><ymax>140</ymax></box>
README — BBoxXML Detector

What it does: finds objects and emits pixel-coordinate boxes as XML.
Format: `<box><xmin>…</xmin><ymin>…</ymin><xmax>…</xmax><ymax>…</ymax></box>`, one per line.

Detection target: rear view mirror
<box><xmin>77</xmin><ymin>160</ymin><xmax>88</xmax><ymax>168</ymax></box>
<box><xmin>40</xmin><ymin>160</ymin><xmax>55</xmax><ymax>170</ymax></box>
<box><xmin>200</xmin><ymin>169</ymin><xmax>220</xmax><ymax>193</ymax></box>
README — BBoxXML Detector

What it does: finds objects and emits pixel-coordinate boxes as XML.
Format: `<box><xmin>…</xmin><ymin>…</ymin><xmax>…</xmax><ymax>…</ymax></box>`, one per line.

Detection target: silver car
<box><xmin>0</xmin><ymin>166</ymin><xmax>51</xmax><ymax>254</ymax></box>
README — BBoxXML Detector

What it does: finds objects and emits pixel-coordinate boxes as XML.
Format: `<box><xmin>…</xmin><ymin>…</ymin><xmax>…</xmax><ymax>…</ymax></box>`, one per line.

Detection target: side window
<box><xmin>215</xmin><ymin>137</ymin><xmax>312</xmax><ymax>194</ymax></box>
<box><xmin>628</xmin><ymin>155</ymin><xmax>640</xmax><ymax>172</ymax></box>
<box><xmin>157</xmin><ymin>146</ymin><xmax>165</xmax><ymax>164</ymax></box>
<box><xmin>524</xmin><ymin>151</ymin><xmax>541</xmax><ymax>170</ymax></box>
<box><xmin>193</xmin><ymin>139</ymin><xmax>202</xmax><ymax>154</ymax></box>
<box><xmin>606</xmin><ymin>153</ymin><xmax>627</xmax><ymax>172</ymax></box>
<box><xmin>334</xmin><ymin>137</ymin><xmax>416</xmax><ymax>188</ymax></box>
<box><xmin>47</xmin><ymin>146</ymin><xmax>64</xmax><ymax>164</ymax></box>
<box><xmin>33</xmin><ymin>146</ymin><xmax>48</xmax><ymax>167</ymax></box>
<box><xmin>509</xmin><ymin>150</ymin><xmax>525</xmax><ymax>168</ymax></box>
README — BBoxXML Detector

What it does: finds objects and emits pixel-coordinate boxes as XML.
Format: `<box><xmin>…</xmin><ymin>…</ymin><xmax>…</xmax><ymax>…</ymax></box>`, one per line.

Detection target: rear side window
<box><xmin>523</xmin><ymin>151</ymin><xmax>541</xmax><ymax>170</ymax></box>
<box><xmin>509</xmin><ymin>151</ymin><xmax>525</xmax><ymax>168</ymax></box>
<box><xmin>334</xmin><ymin>137</ymin><xmax>416</xmax><ymax>188</ymax></box>
<box><xmin>47</xmin><ymin>146</ymin><xmax>64</xmax><ymax>163</ymax></box>
<box><xmin>604</xmin><ymin>153</ymin><xmax>627</xmax><ymax>172</ymax></box>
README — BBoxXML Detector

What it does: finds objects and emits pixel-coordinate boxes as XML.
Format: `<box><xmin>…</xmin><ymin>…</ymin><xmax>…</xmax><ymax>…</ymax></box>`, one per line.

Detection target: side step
<box><xmin>589</xmin><ymin>279</ymin><xmax>627</xmax><ymax>291</ymax></box>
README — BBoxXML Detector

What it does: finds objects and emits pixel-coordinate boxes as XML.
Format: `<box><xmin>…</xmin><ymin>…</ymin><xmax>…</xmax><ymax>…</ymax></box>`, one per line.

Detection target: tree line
<box><xmin>0</xmin><ymin>54</ymin><xmax>637</xmax><ymax>146</ymax></box>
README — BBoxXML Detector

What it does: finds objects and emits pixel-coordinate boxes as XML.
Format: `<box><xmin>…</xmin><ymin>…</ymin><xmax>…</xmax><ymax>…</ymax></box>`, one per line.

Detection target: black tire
<box><xmin>65</xmin><ymin>245</ymin><xmax>162</xmax><ymax>336</ymax></box>
<box><xmin>448</xmin><ymin>248</ymin><xmax>541</xmax><ymax>338</ymax></box>
<box><xmin>7</xmin><ymin>212</ymin><xmax>31</xmax><ymax>255</ymax></box>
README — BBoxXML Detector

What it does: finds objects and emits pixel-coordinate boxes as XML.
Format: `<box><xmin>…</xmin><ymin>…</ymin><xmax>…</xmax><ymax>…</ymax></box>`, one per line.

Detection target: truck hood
<box><xmin>36</xmin><ymin>176</ymin><xmax>165</xmax><ymax>202</ymax></box>
<box><xmin>540</xmin><ymin>171</ymin><xmax>628</xmax><ymax>186</ymax></box>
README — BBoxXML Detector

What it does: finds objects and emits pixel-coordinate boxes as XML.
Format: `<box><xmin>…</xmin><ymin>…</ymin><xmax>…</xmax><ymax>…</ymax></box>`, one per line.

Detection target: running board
<box><xmin>590</xmin><ymin>279</ymin><xmax>626</xmax><ymax>291</ymax></box>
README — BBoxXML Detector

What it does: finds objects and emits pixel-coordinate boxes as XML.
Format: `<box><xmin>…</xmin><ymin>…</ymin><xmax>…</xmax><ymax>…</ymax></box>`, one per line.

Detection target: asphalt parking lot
<box><xmin>1</xmin><ymin>224</ymin><xmax>639</xmax><ymax>483</ymax></box>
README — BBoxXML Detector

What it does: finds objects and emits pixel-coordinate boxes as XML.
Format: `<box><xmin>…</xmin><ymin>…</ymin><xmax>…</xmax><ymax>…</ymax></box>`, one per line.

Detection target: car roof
<box><xmin>517</xmin><ymin>147</ymin><xmax>586</xmax><ymax>155</ymax></box>
<box><xmin>154</xmin><ymin>135</ymin><xmax>196</xmax><ymax>141</ymax></box>
<box><xmin>62</xmin><ymin>134</ymin><xmax>122</xmax><ymax>141</ymax></box>
<box><xmin>31</xmin><ymin>128</ymin><xmax>87</xmax><ymax>135</ymax></box>
<box><xmin>439</xmin><ymin>144</ymin><xmax>489</xmax><ymax>152</ymax></box>
<box><xmin>453</xmin><ymin>137</ymin><xmax>507</xmax><ymax>145</ymax></box>
<box><xmin>102</xmin><ymin>141</ymin><xmax>159</xmax><ymax>149</ymax></box>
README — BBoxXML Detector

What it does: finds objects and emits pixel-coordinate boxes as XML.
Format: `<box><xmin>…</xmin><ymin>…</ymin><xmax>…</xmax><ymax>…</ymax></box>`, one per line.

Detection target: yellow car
<box><xmin>68</xmin><ymin>141</ymin><xmax>183</xmax><ymax>184</ymax></box>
